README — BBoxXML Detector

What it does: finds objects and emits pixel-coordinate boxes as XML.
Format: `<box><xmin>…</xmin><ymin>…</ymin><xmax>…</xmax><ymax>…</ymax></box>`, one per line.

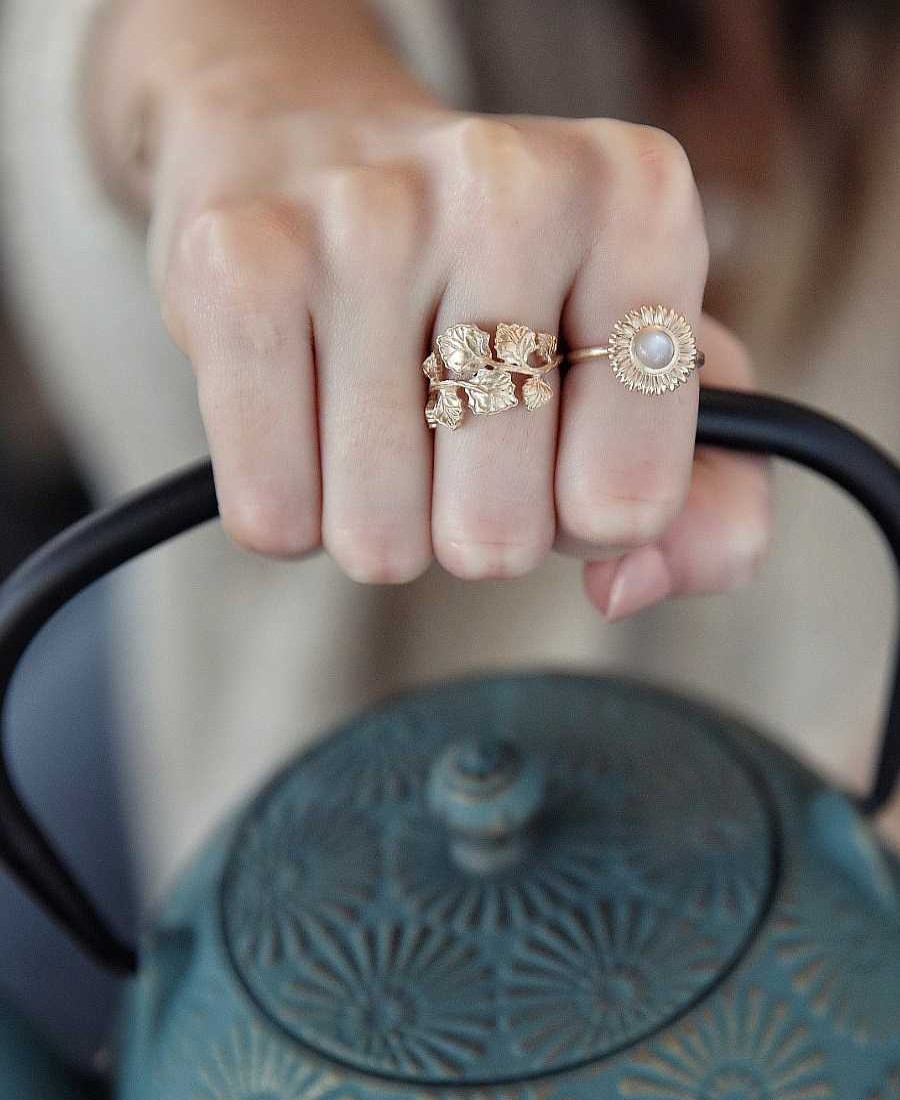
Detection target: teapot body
<box><xmin>116</xmin><ymin>673</ymin><xmax>900</xmax><ymax>1100</ymax></box>
<box><xmin>0</xmin><ymin>997</ymin><xmax>97</xmax><ymax>1099</ymax></box>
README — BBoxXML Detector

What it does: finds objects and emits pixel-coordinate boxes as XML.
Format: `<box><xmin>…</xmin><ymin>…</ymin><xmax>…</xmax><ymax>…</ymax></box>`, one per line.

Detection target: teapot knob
<box><xmin>427</xmin><ymin>735</ymin><xmax>544</xmax><ymax>874</ymax></box>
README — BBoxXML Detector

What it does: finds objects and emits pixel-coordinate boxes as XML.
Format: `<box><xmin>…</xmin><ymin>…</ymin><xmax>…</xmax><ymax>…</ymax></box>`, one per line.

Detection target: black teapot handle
<box><xmin>0</xmin><ymin>387</ymin><xmax>898</xmax><ymax>975</ymax></box>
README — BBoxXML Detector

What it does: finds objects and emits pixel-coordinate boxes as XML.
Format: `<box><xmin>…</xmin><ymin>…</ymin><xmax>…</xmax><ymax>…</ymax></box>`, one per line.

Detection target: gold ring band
<box><xmin>565</xmin><ymin>346</ymin><xmax>611</xmax><ymax>363</ymax></box>
<box><xmin>566</xmin><ymin>346</ymin><xmax>707</xmax><ymax>366</ymax></box>
<box><xmin>565</xmin><ymin>306</ymin><xmax>704</xmax><ymax>395</ymax></box>
<box><xmin>423</xmin><ymin>322</ymin><xmax>561</xmax><ymax>431</ymax></box>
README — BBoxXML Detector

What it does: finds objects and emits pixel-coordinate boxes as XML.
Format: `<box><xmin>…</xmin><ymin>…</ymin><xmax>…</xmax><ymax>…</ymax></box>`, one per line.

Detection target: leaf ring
<box><xmin>423</xmin><ymin>322</ymin><xmax>562</xmax><ymax>431</ymax></box>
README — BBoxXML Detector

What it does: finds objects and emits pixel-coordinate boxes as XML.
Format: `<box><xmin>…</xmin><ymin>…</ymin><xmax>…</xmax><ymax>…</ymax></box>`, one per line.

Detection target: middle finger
<box><xmin>430</xmin><ymin>284</ymin><xmax>568</xmax><ymax>580</ymax></box>
<box><xmin>430</xmin><ymin>121</ymin><xmax>576</xmax><ymax>579</ymax></box>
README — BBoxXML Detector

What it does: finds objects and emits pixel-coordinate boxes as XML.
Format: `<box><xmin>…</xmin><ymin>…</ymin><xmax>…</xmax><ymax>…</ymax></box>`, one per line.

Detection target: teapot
<box><xmin>0</xmin><ymin>387</ymin><xmax>898</xmax><ymax>1099</ymax></box>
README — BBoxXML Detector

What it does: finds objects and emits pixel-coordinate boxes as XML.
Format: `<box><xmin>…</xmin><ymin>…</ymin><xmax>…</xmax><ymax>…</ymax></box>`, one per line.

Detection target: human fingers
<box><xmin>584</xmin><ymin>315</ymin><xmax>772</xmax><ymax>618</ymax></box>
<box><xmin>428</xmin><ymin>118</ymin><xmax>579</xmax><ymax>579</ymax></box>
<box><xmin>311</xmin><ymin>164</ymin><xmax>435</xmax><ymax>583</ymax></box>
<box><xmin>160</xmin><ymin>197</ymin><xmax>322</xmax><ymax>557</ymax></box>
<box><xmin>555</xmin><ymin>123</ymin><xmax>706</xmax><ymax>563</ymax></box>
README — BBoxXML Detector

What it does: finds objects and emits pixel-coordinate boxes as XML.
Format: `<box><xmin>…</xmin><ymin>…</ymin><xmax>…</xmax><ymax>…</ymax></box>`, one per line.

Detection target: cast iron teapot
<box><xmin>0</xmin><ymin>388</ymin><xmax>899</xmax><ymax>1099</ymax></box>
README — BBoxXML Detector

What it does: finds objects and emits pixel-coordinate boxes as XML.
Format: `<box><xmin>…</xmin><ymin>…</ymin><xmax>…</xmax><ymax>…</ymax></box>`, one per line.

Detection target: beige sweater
<box><xmin>1</xmin><ymin>0</ymin><xmax>898</xmax><ymax>900</ymax></box>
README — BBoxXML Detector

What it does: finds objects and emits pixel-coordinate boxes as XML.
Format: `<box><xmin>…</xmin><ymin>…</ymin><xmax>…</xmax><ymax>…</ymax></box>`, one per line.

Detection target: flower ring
<box><xmin>566</xmin><ymin>305</ymin><xmax>704</xmax><ymax>396</ymax></box>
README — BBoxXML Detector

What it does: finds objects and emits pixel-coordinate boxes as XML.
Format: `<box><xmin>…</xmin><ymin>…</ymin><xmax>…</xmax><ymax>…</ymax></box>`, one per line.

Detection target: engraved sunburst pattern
<box><xmin>773</xmin><ymin>878</ymin><xmax>900</xmax><ymax>1044</ymax></box>
<box><xmin>868</xmin><ymin>1066</ymin><xmax>900</xmax><ymax>1100</ymax></box>
<box><xmin>153</xmin><ymin>982</ymin><xmax>327</xmax><ymax>1100</ymax></box>
<box><xmin>607</xmin><ymin>305</ymin><xmax>699</xmax><ymax>395</ymax></box>
<box><xmin>612</xmin><ymin>749</ymin><xmax>771</xmax><ymax>927</ymax></box>
<box><xmin>223</xmin><ymin>798</ymin><xmax>379</xmax><ymax>969</ymax></box>
<box><xmin>617</xmin><ymin>987</ymin><xmax>832</xmax><ymax>1100</ymax></box>
<box><xmin>215</xmin><ymin>677</ymin><xmax>777</xmax><ymax>1086</ymax></box>
<box><xmin>429</xmin><ymin>1089</ymin><xmax>551</xmax><ymax>1100</ymax></box>
<box><xmin>505</xmin><ymin>900</ymin><xmax>720</xmax><ymax>1064</ymax></box>
<box><xmin>392</xmin><ymin>722</ymin><xmax>766</xmax><ymax>937</ymax></box>
<box><xmin>190</xmin><ymin>1021</ymin><xmax>323</xmax><ymax>1100</ymax></box>
<box><xmin>391</xmin><ymin>812</ymin><xmax>650</xmax><ymax>933</ymax></box>
<box><xmin>274</xmin><ymin>918</ymin><xmax>496</xmax><ymax>1079</ymax></box>
<box><xmin>624</xmin><ymin>812</ymin><xmax>770</xmax><ymax>926</ymax></box>
<box><xmin>307</xmin><ymin>714</ymin><xmax>442</xmax><ymax>808</ymax></box>
<box><xmin>532</xmin><ymin>693</ymin><xmax>771</xmax><ymax>931</ymax></box>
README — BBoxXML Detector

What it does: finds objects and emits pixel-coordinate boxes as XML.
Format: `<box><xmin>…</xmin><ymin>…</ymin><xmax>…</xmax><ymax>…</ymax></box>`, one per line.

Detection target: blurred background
<box><xmin>1</xmin><ymin>0</ymin><xmax>899</xmax><ymax>1077</ymax></box>
<box><xmin>0</xmin><ymin>270</ymin><xmax>136</xmax><ymax>1069</ymax></box>
<box><xmin>0</xmin><ymin>294</ymin><xmax>87</xmax><ymax>579</ymax></box>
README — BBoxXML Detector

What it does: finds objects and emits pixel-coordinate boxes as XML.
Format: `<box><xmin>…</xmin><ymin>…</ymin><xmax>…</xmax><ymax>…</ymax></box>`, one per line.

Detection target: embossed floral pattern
<box><xmin>658</xmin><ymin>814</ymin><xmax>768</xmax><ymax>919</ymax></box>
<box><xmin>545</xmin><ymin>722</ymin><xmax>770</xmax><ymax>929</ymax></box>
<box><xmin>868</xmin><ymin>1066</ymin><xmax>900</xmax><ymax>1100</ymax></box>
<box><xmin>617</xmin><ymin>987</ymin><xmax>832</xmax><ymax>1099</ymax></box>
<box><xmin>275</xmin><ymin>919</ymin><xmax>496</xmax><ymax>1079</ymax></box>
<box><xmin>392</xmin><ymin>817</ymin><xmax>649</xmax><ymax>932</ymax></box>
<box><xmin>773</xmin><ymin>880</ymin><xmax>900</xmax><ymax>1044</ymax></box>
<box><xmin>309</xmin><ymin>716</ymin><xmax>440</xmax><ymax>807</ymax></box>
<box><xmin>190</xmin><ymin>1022</ymin><xmax>323</xmax><ymax>1100</ymax></box>
<box><xmin>430</xmin><ymin>1090</ymin><xmax>551</xmax><ymax>1100</ymax></box>
<box><xmin>218</xmin><ymin>677</ymin><xmax>775</xmax><ymax>1085</ymax></box>
<box><xmin>619</xmin><ymin>770</ymin><xmax>770</xmax><ymax>924</ymax></box>
<box><xmin>607</xmin><ymin>306</ymin><xmax>699</xmax><ymax>396</ymax></box>
<box><xmin>505</xmin><ymin>901</ymin><xmax>720</xmax><ymax>1063</ymax></box>
<box><xmin>224</xmin><ymin>801</ymin><xmax>379</xmax><ymax>968</ymax></box>
<box><xmin>154</xmin><ymin>986</ymin><xmax>327</xmax><ymax>1100</ymax></box>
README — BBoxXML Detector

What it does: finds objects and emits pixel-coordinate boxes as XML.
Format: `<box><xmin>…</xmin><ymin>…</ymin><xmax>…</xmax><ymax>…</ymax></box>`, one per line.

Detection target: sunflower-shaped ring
<box><xmin>566</xmin><ymin>305</ymin><xmax>704</xmax><ymax>396</ymax></box>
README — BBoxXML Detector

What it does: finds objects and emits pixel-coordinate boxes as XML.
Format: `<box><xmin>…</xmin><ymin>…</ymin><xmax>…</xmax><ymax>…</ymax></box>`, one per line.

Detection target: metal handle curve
<box><xmin>0</xmin><ymin>387</ymin><xmax>898</xmax><ymax>973</ymax></box>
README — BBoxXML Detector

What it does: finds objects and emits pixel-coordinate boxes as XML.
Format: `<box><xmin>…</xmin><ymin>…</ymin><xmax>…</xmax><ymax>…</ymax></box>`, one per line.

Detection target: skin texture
<box><xmin>84</xmin><ymin>0</ymin><xmax>771</xmax><ymax>616</ymax></box>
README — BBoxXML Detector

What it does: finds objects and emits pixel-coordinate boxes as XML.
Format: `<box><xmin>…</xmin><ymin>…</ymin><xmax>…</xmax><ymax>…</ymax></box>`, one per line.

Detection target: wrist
<box><xmin>84</xmin><ymin>0</ymin><xmax>437</xmax><ymax>215</ymax></box>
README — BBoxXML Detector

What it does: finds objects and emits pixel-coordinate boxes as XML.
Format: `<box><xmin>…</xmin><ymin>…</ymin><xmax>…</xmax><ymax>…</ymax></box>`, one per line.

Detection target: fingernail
<box><xmin>605</xmin><ymin>545</ymin><xmax>672</xmax><ymax>622</ymax></box>
<box><xmin>583</xmin><ymin>559</ymin><xmax>619</xmax><ymax>616</ymax></box>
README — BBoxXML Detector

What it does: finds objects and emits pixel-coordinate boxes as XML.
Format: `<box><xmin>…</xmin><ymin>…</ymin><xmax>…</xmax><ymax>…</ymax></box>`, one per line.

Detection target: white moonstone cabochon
<box><xmin>632</xmin><ymin>326</ymin><xmax>676</xmax><ymax>372</ymax></box>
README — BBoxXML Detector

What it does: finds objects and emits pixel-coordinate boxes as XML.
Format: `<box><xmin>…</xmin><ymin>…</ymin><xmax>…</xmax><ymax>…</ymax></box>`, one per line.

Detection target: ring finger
<box><xmin>555</xmin><ymin>125</ymin><xmax>708</xmax><ymax>557</ymax></box>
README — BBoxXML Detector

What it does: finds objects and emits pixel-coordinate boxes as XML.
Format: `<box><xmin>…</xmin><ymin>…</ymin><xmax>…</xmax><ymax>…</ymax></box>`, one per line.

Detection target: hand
<box><xmin>92</xmin><ymin>5</ymin><xmax>770</xmax><ymax>615</ymax></box>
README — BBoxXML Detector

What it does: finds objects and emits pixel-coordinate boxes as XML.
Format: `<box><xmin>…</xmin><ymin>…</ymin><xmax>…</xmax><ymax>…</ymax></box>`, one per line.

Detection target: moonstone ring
<box><xmin>565</xmin><ymin>306</ymin><xmax>704</xmax><ymax>396</ymax></box>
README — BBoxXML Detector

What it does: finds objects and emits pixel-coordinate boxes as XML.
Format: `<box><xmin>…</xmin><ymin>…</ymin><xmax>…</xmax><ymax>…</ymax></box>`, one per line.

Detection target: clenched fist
<box><xmin>88</xmin><ymin>0</ymin><xmax>769</xmax><ymax>619</ymax></box>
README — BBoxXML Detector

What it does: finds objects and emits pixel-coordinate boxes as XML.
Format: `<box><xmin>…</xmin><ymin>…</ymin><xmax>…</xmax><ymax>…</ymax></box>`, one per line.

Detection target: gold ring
<box><xmin>566</xmin><ymin>305</ymin><xmax>704</xmax><ymax>396</ymax></box>
<box><xmin>423</xmin><ymin>322</ymin><xmax>561</xmax><ymax>431</ymax></box>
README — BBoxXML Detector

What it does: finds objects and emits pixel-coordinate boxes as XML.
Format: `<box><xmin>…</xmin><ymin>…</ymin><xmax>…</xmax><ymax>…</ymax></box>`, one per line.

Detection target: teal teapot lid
<box><xmin>221</xmin><ymin>676</ymin><xmax>773</xmax><ymax>1082</ymax></box>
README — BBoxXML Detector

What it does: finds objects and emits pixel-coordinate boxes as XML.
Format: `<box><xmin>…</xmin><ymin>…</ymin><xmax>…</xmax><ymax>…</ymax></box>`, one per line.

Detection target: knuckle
<box><xmin>316</xmin><ymin>165</ymin><xmax>425</xmax><ymax>271</ymax></box>
<box><xmin>630</xmin><ymin>125</ymin><xmax>696</xmax><ymax>200</ymax></box>
<box><xmin>439</xmin><ymin>115</ymin><xmax>544</xmax><ymax>212</ymax></box>
<box><xmin>169</xmin><ymin>197</ymin><xmax>311</xmax><ymax>313</ymax></box>
<box><xmin>442</xmin><ymin>115</ymin><xmax>526</xmax><ymax>165</ymax></box>
<box><xmin>325</xmin><ymin>525</ymin><xmax>431</xmax><ymax>585</ymax></box>
<box><xmin>615</xmin><ymin>125</ymin><xmax>708</xmax><ymax>275</ymax></box>
<box><xmin>175</xmin><ymin>69</ymin><xmax>268</xmax><ymax>129</ymax></box>
<box><xmin>558</xmin><ymin>483</ymin><xmax>682</xmax><ymax>550</ymax></box>
<box><xmin>434</xmin><ymin>517</ymin><xmax>553</xmax><ymax>580</ymax></box>
<box><xmin>567</xmin><ymin>118</ymin><xmax>618</xmax><ymax>179</ymax></box>
<box><xmin>222</xmin><ymin>488</ymin><xmax>320</xmax><ymax>559</ymax></box>
<box><xmin>629</xmin><ymin>125</ymin><xmax>695</xmax><ymax>190</ymax></box>
<box><xmin>560</xmin><ymin>119</ymin><xmax>633</xmax><ymax>239</ymax></box>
